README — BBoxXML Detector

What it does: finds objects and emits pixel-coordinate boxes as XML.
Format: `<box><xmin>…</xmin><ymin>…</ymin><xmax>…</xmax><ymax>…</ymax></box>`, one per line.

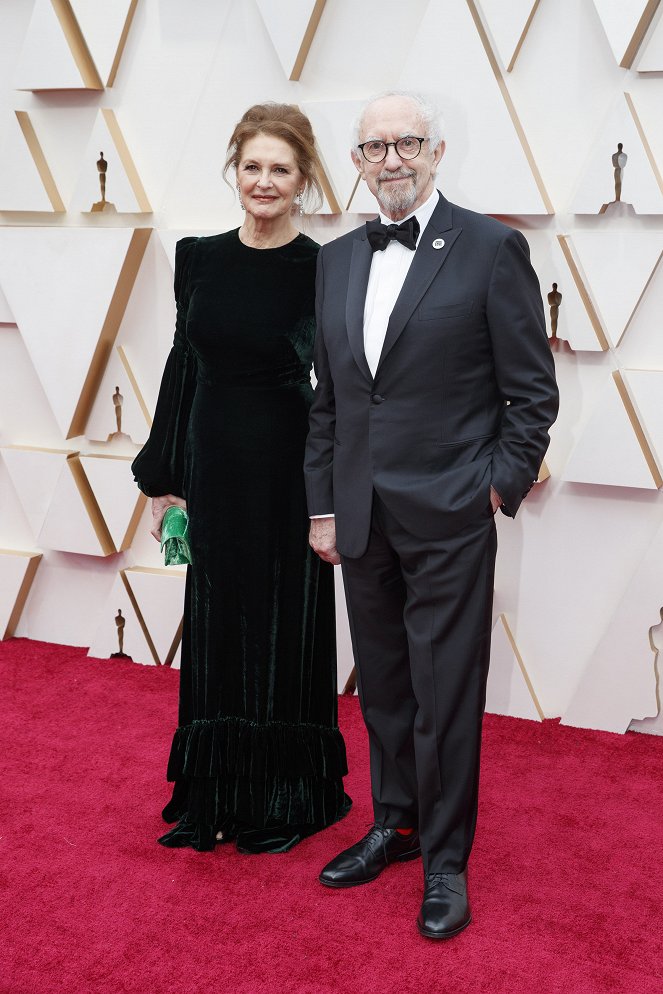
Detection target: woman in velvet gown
<box><xmin>132</xmin><ymin>104</ymin><xmax>350</xmax><ymax>854</ymax></box>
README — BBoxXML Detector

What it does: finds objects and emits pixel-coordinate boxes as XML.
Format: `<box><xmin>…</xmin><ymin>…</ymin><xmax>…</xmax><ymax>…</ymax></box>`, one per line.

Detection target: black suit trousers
<box><xmin>341</xmin><ymin>492</ymin><xmax>497</xmax><ymax>874</ymax></box>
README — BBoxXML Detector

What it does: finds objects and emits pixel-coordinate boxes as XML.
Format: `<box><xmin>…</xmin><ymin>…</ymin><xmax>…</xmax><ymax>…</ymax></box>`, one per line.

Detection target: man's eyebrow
<box><xmin>361</xmin><ymin>132</ymin><xmax>420</xmax><ymax>140</ymax></box>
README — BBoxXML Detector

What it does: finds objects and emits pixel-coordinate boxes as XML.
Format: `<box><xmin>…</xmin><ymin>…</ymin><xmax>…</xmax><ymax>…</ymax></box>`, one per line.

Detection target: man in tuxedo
<box><xmin>304</xmin><ymin>92</ymin><xmax>558</xmax><ymax>938</ymax></box>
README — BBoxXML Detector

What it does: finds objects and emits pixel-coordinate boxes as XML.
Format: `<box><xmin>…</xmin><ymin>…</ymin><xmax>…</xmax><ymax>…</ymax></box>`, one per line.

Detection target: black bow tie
<box><xmin>366</xmin><ymin>216</ymin><xmax>420</xmax><ymax>252</ymax></box>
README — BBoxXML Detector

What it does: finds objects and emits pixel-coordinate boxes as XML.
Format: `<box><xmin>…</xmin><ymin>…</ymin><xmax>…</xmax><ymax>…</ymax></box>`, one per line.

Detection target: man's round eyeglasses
<box><xmin>357</xmin><ymin>136</ymin><xmax>428</xmax><ymax>163</ymax></box>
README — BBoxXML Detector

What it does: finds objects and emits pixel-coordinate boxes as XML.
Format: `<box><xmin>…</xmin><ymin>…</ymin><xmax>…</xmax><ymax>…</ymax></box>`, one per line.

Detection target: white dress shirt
<box><xmin>310</xmin><ymin>188</ymin><xmax>440</xmax><ymax>520</ymax></box>
<box><xmin>363</xmin><ymin>188</ymin><xmax>439</xmax><ymax>376</ymax></box>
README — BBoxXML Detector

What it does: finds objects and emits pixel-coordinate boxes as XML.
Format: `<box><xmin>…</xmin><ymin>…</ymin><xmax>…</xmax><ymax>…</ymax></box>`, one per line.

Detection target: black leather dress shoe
<box><xmin>319</xmin><ymin>825</ymin><xmax>421</xmax><ymax>888</ymax></box>
<box><xmin>417</xmin><ymin>870</ymin><xmax>471</xmax><ymax>939</ymax></box>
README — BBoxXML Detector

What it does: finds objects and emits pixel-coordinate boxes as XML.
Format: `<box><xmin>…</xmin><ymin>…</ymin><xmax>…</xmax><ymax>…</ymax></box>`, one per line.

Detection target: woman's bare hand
<box><xmin>151</xmin><ymin>494</ymin><xmax>187</xmax><ymax>542</ymax></box>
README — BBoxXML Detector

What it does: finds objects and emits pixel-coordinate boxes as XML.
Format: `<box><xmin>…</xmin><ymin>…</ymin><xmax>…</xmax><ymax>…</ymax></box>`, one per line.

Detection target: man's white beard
<box><xmin>376</xmin><ymin>169</ymin><xmax>418</xmax><ymax>217</ymax></box>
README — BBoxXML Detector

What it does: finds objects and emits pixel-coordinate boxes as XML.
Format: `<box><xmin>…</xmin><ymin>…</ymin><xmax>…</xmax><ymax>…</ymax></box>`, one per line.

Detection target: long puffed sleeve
<box><xmin>131</xmin><ymin>237</ymin><xmax>198</xmax><ymax>498</ymax></box>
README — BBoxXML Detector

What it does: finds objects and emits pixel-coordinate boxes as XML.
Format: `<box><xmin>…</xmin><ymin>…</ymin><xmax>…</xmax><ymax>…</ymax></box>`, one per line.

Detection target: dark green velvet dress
<box><xmin>132</xmin><ymin>231</ymin><xmax>350</xmax><ymax>852</ymax></box>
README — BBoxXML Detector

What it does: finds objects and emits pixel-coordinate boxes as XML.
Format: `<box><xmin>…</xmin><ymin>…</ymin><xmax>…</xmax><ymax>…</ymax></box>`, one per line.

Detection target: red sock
<box><xmin>396</xmin><ymin>827</ymin><xmax>414</xmax><ymax>836</ymax></box>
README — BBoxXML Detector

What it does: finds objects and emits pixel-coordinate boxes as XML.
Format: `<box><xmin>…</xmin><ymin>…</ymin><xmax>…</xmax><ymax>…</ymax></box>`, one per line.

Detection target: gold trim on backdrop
<box><xmin>66</xmin><ymin>453</ymin><xmax>116</xmax><ymax>555</ymax></box>
<box><xmin>123</xmin><ymin>565</ymin><xmax>186</xmax><ymax>577</ymax></box>
<box><xmin>506</xmin><ymin>0</ymin><xmax>542</xmax><ymax>71</ymax></box>
<box><xmin>345</xmin><ymin>174</ymin><xmax>362</xmax><ymax>213</ymax></box>
<box><xmin>317</xmin><ymin>162</ymin><xmax>342</xmax><ymax>215</ymax></box>
<box><xmin>69</xmin><ymin>227</ymin><xmax>151</xmax><ymax>439</ymax></box>
<box><xmin>78</xmin><ymin>452</ymin><xmax>148</xmax><ymax>552</ymax></box>
<box><xmin>466</xmin><ymin>0</ymin><xmax>554</xmax><ymax>213</ymax></box>
<box><xmin>2</xmin><ymin>444</ymin><xmax>75</xmax><ymax>455</ymax></box>
<box><xmin>117</xmin><ymin>345</ymin><xmax>153</xmax><ymax>428</ymax></box>
<box><xmin>120</xmin><ymin>569</ymin><xmax>161</xmax><ymax>665</ymax></box>
<box><xmin>537</xmin><ymin>459</ymin><xmax>551</xmax><ymax>483</ymax></box>
<box><xmin>556</xmin><ymin>235</ymin><xmax>610</xmax><ymax>350</ymax></box>
<box><xmin>612</xmin><ymin>371</ymin><xmax>663</xmax><ymax>488</ymax></box>
<box><xmin>615</xmin><ymin>245</ymin><xmax>662</xmax><ymax>347</ymax></box>
<box><xmin>342</xmin><ymin>666</ymin><xmax>357</xmax><ymax>695</ymax></box>
<box><xmin>123</xmin><ymin>565</ymin><xmax>186</xmax><ymax>666</ymax></box>
<box><xmin>290</xmin><ymin>0</ymin><xmax>327</xmax><ymax>81</ymax></box>
<box><xmin>293</xmin><ymin>103</ymin><xmax>341</xmax><ymax>213</ymax></box>
<box><xmin>498</xmin><ymin>613</ymin><xmax>545</xmax><ymax>720</ymax></box>
<box><xmin>1</xmin><ymin>550</ymin><xmax>42</xmax><ymax>640</ymax></box>
<box><xmin>164</xmin><ymin>617</ymin><xmax>184</xmax><ymax>667</ymax></box>
<box><xmin>106</xmin><ymin>0</ymin><xmax>139</xmax><ymax>87</ymax></box>
<box><xmin>14</xmin><ymin>111</ymin><xmax>65</xmax><ymax>212</ymax></box>
<box><xmin>620</xmin><ymin>0</ymin><xmax>661</xmax><ymax>68</ymax></box>
<box><xmin>625</xmin><ymin>91</ymin><xmax>663</xmax><ymax>195</ymax></box>
<box><xmin>101</xmin><ymin>109</ymin><xmax>152</xmax><ymax>212</ymax></box>
<box><xmin>51</xmin><ymin>0</ymin><xmax>103</xmax><ymax>89</ymax></box>
<box><xmin>120</xmin><ymin>491</ymin><xmax>147</xmax><ymax>551</ymax></box>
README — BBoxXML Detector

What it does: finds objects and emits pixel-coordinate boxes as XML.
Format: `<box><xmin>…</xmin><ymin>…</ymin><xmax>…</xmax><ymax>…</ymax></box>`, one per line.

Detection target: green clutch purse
<box><xmin>161</xmin><ymin>505</ymin><xmax>192</xmax><ymax>566</ymax></box>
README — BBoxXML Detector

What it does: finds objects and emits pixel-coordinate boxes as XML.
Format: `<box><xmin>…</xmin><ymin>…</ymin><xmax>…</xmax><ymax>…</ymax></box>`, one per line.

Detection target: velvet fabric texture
<box><xmin>132</xmin><ymin>231</ymin><xmax>350</xmax><ymax>851</ymax></box>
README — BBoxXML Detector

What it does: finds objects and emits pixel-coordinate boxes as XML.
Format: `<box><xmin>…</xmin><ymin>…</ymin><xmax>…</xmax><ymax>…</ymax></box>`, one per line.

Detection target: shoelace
<box><xmin>425</xmin><ymin>872</ymin><xmax>466</xmax><ymax>895</ymax></box>
<box><xmin>359</xmin><ymin>824</ymin><xmax>411</xmax><ymax>865</ymax></box>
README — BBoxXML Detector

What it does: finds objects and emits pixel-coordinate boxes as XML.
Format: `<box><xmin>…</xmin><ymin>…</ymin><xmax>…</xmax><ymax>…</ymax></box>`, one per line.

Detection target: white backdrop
<box><xmin>1</xmin><ymin>0</ymin><xmax>662</xmax><ymax>734</ymax></box>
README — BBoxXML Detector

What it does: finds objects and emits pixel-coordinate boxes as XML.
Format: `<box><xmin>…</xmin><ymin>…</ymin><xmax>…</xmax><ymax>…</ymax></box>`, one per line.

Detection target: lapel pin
<box><xmin>432</xmin><ymin>238</ymin><xmax>445</xmax><ymax>250</ymax></box>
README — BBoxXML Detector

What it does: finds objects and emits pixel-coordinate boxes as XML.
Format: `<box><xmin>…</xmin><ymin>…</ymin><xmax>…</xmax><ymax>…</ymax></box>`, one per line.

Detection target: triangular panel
<box><xmin>13</xmin><ymin>0</ymin><xmax>102</xmax><ymax>90</ymax></box>
<box><xmin>79</xmin><ymin>454</ymin><xmax>146</xmax><ymax>552</ymax></box>
<box><xmin>302</xmin><ymin>100</ymin><xmax>366</xmax><ymax>212</ymax></box>
<box><xmin>617</xmin><ymin>253</ymin><xmax>663</xmax><ymax>369</ymax></box>
<box><xmin>255</xmin><ymin>0</ymin><xmax>326</xmax><ymax>80</ymax></box>
<box><xmin>0</xmin><ymin>550</ymin><xmax>42</xmax><ymax>641</ymax></box>
<box><xmin>486</xmin><ymin>614</ymin><xmax>543</xmax><ymax>720</ymax></box>
<box><xmin>562</xmin><ymin>372</ymin><xmax>662</xmax><ymax>489</ymax></box>
<box><xmin>591</xmin><ymin>0</ymin><xmax>660</xmax><ymax>67</ymax></box>
<box><xmin>69</xmin><ymin>109</ymin><xmax>151</xmax><ymax>213</ymax></box>
<box><xmin>37</xmin><ymin>455</ymin><xmax>111</xmax><ymax>556</ymax></box>
<box><xmin>527</xmin><ymin>231</ymin><xmax>606</xmax><ymax>351</ymax></box>
<box><xmin>0</xmin><ymin>226</ymin><xmax>150</xmax><ymax>438</ymax></box>
<box><xmin>0</xmin><ymin>112</ymin><xmax>64</xmax><ymax>212</ymax></box>
<box><xmin>477</xmin><ymin>0</ymin><xmax>541</xmax><ymax>71</ymax></box>
<box><xmin>87</xmin><ymin>572</ymin><xmax>157</xmax><ymax>666</ymax></box>
<box><xmin>117</xmin><ymin>345</ymin><xmax>153</xmax><ymax>431</ymax></box>
<box><xmin>124</xmin><ymin>566</ymin><xmax>186</xmax><ymax>666</ymax></box>
<box><xmin>1</xmin><ymin>446</ymin><xmax>72</xmax><ymax>542</ymax></box>
<box><xmin>85</xmin><ymin>347</ymin><xmax>150</xmax><ymax>444</ymax></box>
<box><xmin>571</xmin><ymin>93</ymin><xmax>663</xmax><ymax>214</ymax></box>
<box><xmin>569</xmin><ymin>231</ymin><xmax>662</xmax><ymax>347</ymax></box>
<box><xmin>393</xmin><ymin>0</ymin><xmax>551</xmax><ymax>214</ymax></box>
<box><xmin>69</xmin><ymin>0</ymin><xmax>138</xmax><ymax>87</ymax></box>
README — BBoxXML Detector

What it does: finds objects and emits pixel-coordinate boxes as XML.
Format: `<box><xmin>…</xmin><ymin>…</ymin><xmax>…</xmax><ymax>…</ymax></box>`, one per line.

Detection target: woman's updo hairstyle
<box><xmin>224</xmin><ymin>102</ymin><xmax>324</xmax><ymax>214</ymax></box>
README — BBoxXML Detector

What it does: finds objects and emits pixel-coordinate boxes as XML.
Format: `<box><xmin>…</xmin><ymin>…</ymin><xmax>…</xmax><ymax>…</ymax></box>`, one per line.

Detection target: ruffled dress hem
<box><xmin>159</xmin><ymin>714</ymin><xmax>351</xmax><ymax>850</ymax></box>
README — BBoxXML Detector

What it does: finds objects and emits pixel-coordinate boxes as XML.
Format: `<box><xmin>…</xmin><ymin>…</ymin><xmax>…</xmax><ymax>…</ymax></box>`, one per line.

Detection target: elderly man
<box><xmin>305</xmin><ymin>91</ymin><xmax>558</xmax><ymax>938</ymax></box>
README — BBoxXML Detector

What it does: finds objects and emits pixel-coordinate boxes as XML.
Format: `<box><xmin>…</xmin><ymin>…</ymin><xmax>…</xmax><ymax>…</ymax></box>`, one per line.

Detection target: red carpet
<box><xmin>1</xmin><ymin>638</ymin><xmax>662</xmax><ymax>994</ymax></box>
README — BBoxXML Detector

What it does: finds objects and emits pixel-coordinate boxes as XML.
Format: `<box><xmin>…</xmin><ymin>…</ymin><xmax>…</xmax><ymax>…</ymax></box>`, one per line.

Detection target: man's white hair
<box><xmin>351</xmin><ymin>91</ymin><xmax>445</xmax><ymax>152</ymax></box>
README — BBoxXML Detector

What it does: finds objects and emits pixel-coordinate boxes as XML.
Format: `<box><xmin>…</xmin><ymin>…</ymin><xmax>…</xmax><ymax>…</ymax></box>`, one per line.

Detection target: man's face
<box><xmin>352</xmin><ymin>96</ymin><xmax>445</xmax><ymax>220</ymax></box>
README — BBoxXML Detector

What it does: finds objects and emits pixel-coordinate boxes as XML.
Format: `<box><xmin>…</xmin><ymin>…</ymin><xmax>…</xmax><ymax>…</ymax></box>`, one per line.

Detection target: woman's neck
<box><xmin>239</xmin><ymin>214</ymin><xmax>299</xmax><ymax>249</ymax></box>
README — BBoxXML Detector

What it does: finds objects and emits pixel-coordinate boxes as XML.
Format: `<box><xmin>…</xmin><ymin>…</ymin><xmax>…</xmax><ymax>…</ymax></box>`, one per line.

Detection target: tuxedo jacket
<box><xmin>304</xmin><ymin>192</ymin><xmax>559</xmax><ymax>559</ymax></box>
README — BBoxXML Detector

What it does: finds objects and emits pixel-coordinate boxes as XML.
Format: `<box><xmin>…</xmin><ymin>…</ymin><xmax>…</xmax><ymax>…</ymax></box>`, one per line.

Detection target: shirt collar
<box><xmin>378</xmin><ymin>188</ymin><xmax>439</xmax><ymax>245</ymax></box>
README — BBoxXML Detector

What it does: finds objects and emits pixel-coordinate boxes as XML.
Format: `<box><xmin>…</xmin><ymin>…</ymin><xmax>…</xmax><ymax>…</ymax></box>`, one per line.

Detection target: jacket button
<box><xmin>371</xmin><ymin>394</ymin><xmax>385</xmax><ymax>404</ymax></box>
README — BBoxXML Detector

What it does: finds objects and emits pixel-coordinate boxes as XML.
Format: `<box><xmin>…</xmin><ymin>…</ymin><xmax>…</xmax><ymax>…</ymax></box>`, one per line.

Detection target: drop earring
<box><xmin>236</xmin><ymin>184</ymin><xmax>245</xmax><ymax>211</ymax></box>
<box><xmin>296</xmin><ymin>191</ymin><xmax>304</xmax><ymax>217</ymax></box>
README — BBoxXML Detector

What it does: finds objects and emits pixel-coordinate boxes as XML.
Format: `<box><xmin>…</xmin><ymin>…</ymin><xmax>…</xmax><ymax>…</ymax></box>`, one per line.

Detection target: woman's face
<box><xmin>236</xmin><ymin>134</ymin><xmax>303</xmax><ymax>221</ymax></box>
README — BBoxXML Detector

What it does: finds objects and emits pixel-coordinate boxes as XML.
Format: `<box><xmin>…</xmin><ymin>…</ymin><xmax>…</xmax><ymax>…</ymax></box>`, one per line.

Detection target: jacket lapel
<box><xmin>375</xmin><ymin>194</ymin><xmax>462</xmax><ymax>377</ymax></box>
<box><xmin>345</xmin><ymin>231</ymin><xmax>374</xmax><ymax>382</ymax></box>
